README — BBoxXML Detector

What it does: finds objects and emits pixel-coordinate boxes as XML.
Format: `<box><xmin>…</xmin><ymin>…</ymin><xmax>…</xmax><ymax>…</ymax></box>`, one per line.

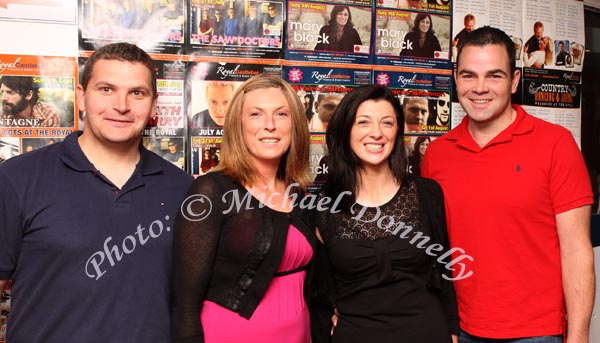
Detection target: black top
<box><xmin>314</xmin><ymin>25</ymin><xmax>362</xmax><ymax>53</ymax></box>
<box><xmin>170</xmin><ymin>171</ymin><xmax>317</xmax><ymax>342</ymax></box>
<box><xmin>315</xmin><ymin>177</ymin><xmax>459</xmax><ymax>343</ymax></box>
<box><xmin>400</xmin><ymin>31</ymin><xmax>442</xmax><ymax>58</ymax></box>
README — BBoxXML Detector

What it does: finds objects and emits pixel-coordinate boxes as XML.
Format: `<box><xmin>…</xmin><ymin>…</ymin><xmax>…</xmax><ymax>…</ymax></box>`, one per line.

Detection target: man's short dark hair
<box><xmin>456</xmin><ymin>26</ymin><xmax>517</xmax><ymax>75</ymax></box>
<box><xmin>0</xmin><ymin>75</ymin><xmax>39</xmax><ymax>104</ymax></box>
<box><xmin>80</xmin><ymin>43</ymin><xmax>157</xmax><ymax>96</ymax></box>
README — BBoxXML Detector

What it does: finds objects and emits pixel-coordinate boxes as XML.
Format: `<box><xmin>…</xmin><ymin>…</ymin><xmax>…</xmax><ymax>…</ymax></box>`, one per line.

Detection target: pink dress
<box><xmin>200</xmin><ymin>225</ymin><xmax>313</xmax><ymax>343</ymax></box>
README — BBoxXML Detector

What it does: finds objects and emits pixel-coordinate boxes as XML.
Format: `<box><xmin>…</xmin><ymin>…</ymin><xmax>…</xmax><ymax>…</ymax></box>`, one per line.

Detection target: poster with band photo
<box><xmin>187</xmin><ymin>0</ymin><xmax>284</xmax><ymax>59</ymax></box>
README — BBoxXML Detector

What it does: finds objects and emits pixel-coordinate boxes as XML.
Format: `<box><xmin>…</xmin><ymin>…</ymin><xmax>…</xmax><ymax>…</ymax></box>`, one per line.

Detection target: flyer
<box><xmin>187</xmin><ymin>0</ymin><xmax>284</xmax><ymax>59</ymax></box>
<box><xmin>374</xmin><ymin>8</ymin><xmax>451</xmax><ymax>69</ymax></box>
<box><xmin>78</xmin><ymin>0</ymin><xmax>186</xmax><ymax>54</ymax></box>
<box><xmin>377</xmin><ymin>0</ymin><xmax>451</xmax><ymax>15</ymax></box>
<box><xmin>0</xmin><ymin>54</ymin><xmax>77</xmax><ymax>156</ymax></box>
<box><xmin>190</xmin><ymin>135</ymin><xmax>222</xmax><ymax>177</ymax></box>
<box><xmin>405</xmin><ymin>135</ymin><xmax>438</xmax><ymax>177</ymax></box>
<box><xmin>286</xmin><ymin>1</ymin><xmax>372</xmax><ymax>65</ymax></box>
<box><xmin>187</xmin><ymin>61</ymin><xmax>282</xmax><ymax>136</ymax></box>
<box><xmin>374</xmin><ymin>69</ymin><xmax>452</xmax><ymax>134</ymax></box>
<box><xmin>309</xmin><ymin>133</ymin><xmax>326</xmax><ymax>194</ymax></box>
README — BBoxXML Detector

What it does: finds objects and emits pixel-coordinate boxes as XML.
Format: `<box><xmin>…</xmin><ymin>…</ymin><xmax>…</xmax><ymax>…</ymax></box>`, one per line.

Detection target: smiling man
<box><xmin>0</xmin><ymin>43</ymin><xmax>192</xmax><ymax>342</ymax></box>
<box><xmin>422</xmin><ymin>26</ymin><xmax>594</xmax><ymax>343</ymax></box>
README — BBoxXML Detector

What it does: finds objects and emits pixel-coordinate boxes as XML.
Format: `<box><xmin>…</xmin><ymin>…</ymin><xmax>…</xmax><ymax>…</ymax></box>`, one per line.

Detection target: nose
<box><xmin>473</xmin><ymin>78</ymin><xmax>489</xmax><ymax>94</ymax></box>
<box><xmin>263</xmin><ymin>113</ymin><xmax>276</xmax><ymax>131</ymax></box>
<box><xmin>113</xmin><ymin>91</ymin><xmax>130</xmax><ymax>113</ymax></box>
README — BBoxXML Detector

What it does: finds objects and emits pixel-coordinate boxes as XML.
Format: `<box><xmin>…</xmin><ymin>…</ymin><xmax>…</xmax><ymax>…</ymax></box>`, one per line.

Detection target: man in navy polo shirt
<box><xmin>0</xmin><ymin>43</ymin><xmax>193</xmax><ymax>342</ymax></box>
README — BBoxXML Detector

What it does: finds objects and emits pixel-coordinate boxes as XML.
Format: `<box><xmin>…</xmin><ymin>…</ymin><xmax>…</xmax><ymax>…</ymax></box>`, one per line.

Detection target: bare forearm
<box><xmin>557</xmin><ymin>205</ymin><xmax>595</xmax><ymax>343</ymax></box>
<box><xmin>562</xmin><ymin>247</ymin><xmax>595</xmax><ymax>343</ymax></box>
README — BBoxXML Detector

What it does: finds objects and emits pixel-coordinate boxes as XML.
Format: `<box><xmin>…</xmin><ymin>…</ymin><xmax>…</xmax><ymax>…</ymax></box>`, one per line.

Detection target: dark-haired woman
<box><xmin>315</xmin><ymin>85</ymin><xmax>458</xmax><ymax>343</ymax></box>
<box><xmin>400</xmin><ymin>13</ymin><xmax>441</xmax><ymax>58</ymax></box>
<box><xmin>314</xmin><ymin>5</ymin><xmax>362</xmax><ymax>52</ymax></box>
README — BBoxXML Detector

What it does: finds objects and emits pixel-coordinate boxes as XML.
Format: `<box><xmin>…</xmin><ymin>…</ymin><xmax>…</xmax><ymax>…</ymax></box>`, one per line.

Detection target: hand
<box><xmin>452</xmin><ymin>334</ymin><xmax>458</xmax><ymax>343</ymax></box>
<box><xmin>330</xmin><ymin>307</ymin><xmax>339</xmax><ymax>335</ymax></box>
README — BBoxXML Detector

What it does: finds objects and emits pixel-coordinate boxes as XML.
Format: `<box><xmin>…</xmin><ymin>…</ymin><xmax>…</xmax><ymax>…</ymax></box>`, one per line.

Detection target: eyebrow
<box><xmin>457</xmin><ymin>68</ymin><xmax>509</xmax><ymax>76</ymax></box>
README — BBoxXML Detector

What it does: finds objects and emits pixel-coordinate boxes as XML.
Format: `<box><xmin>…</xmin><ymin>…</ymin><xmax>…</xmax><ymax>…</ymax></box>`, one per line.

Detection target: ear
<box><xmin>75</xmin><ymin>84</ymin><xmax>86</xmax><ymax>112</ymax></box>
<box><xmin>511</xmin><ymin>69</ymin><xmax>521</xmax><ymax>94</ymax></box>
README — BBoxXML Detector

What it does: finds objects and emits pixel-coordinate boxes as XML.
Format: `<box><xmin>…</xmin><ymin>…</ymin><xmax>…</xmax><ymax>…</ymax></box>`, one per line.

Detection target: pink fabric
<box><xmin>201</xmin><ymin>225</ymin><xmax>313</xmax><ymax>343</ymax></box>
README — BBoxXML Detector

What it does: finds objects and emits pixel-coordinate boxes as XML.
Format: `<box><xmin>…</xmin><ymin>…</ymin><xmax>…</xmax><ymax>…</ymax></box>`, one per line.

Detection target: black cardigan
<box><xmin>170</xmin><ymin>171</ymin><xmax>318</xmax><ymax>342</ymax></box>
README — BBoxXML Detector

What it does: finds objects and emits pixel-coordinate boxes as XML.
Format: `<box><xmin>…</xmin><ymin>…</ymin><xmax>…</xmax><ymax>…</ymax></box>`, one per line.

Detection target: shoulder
<box><xmin>413</xmin><ymin>176</ymin><xmax>443</xmax><ymax>197</ymax></box>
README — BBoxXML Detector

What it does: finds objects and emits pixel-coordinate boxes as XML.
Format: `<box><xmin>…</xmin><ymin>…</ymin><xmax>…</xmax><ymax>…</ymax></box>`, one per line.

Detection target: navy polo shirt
<box><xmin>0</xmin><ymin>131</ymin><xmax>193</xmax><ymax>342</ymax></box>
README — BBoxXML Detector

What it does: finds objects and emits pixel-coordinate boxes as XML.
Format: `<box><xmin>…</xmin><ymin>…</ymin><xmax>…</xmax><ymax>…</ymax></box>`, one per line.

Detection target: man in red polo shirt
<box><xmin>422</xmin><ymin>26</ymin><xmax>594</xmax><ymax>343</ymax></box>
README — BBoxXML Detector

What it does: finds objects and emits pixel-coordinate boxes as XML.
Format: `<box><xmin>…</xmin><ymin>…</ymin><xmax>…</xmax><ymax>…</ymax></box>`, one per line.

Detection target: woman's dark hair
<box><xmin>411</xmin><ymin>136</ymin><xmax>431</xmax><ymax>159</ymax></box>
<box><xmin>412</xmin><ymin>13</ymin><xmax>435</xmax><ymax>37</ymax></box>
<box><xmin>323</xmin><ymin>85</ymin><xmax>406</xmax><ymax>212</ymax></box>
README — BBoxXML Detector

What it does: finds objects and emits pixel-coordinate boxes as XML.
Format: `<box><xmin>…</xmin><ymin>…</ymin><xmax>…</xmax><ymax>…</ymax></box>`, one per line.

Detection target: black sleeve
<box><xmin>171</xmin><ymin>174</ymin><xmax>227</xmax><ymax>343</ymax></box>
<box><xmin>416</xmin><ymin>177</ymin><xmax>460</xmax><ymax>335</ymax></box>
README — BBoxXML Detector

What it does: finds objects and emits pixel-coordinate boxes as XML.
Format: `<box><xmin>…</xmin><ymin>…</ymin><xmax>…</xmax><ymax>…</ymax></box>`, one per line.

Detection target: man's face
<box><xmin>534</xmin><ymin>26</ymin><xmax>543</xmax><ymax>40</ymax></box>
<box><xmin>1</xmin><ymin>84</ymin><xmax>31</xmax><ymax>117</ymax></box>
<box><xmin>206</xmin><ymin>84</ymin><xmax>234</xmax><ymax>126</ymax></box>
<box><xmin>454</xmin><ymin>44</ymin><xmax>519</xmax><ymax>126</ymax></box>
<box><xmin>316</xmin><ymin>94</ymin><xmax>343</xmax><ymax>123</ymax></box>
<box><xmin>228</xmin><ymin>9</ymin><xmax>234</xmax><ymax>18</ymax></box>
<box><xmin>465</xmin><ymin>19</ymin><xmax>475</xmax><ymax>32</ymax></box>
<box><xmin>168</xmin><ymin>141</ymin><xmax>177</xmax><ymax>153</ymax></box>
<box><xmin>403</xmin><ymin>97</ymin><xmax>428</xmax><ymax>125</ymax></box>
<box><xmin>559</xmin><ymin>42</ymin><xmax>565</xmax><ymax>52</ymax></box>
<box><xmin>268</xmin><ymin>6</ymin><xmax>276</xmax><ymax>18</ymax></box>
<box><xmin>435</xmin><ymin>93</ymin><xmax>450</xmax><ymax>125</ymax></box>
<box><xmin>76</xmin><ymin>59</ymin><xmax>156</xmax><ymax>146</ymax></box>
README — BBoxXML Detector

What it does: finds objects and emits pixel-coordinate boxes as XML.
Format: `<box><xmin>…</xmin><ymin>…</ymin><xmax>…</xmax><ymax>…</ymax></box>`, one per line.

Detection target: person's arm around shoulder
<box><xmin>556</xmin><ymin>205</ymin><xmax>594</xmax><ymax>343</ymax></box>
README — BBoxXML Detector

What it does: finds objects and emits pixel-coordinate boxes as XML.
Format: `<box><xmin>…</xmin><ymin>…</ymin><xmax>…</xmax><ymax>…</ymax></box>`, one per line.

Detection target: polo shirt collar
<box><xmin>60</xmin><ymin>131</ymin><xmax>164</xmax><ymax>176</ymax></box>
<box><xmin>443</xmin><ymin>104</ymin><xmax>534</xmax><ymax>151</ymax></box>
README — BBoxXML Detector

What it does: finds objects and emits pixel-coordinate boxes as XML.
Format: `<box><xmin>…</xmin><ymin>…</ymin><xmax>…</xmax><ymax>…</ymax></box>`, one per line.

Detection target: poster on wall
<box><xmin>78</xmin><ymin>0</ymin><xmax>186</xmax><ymax>54</ymax></box>
<box><xmin>377</xmin><ymin>0</ymin><xmax>451</xmax><ymax>15</ymax></box>
<box><xmin>187</xmin><ymin>0</ymin><xmax>284</xmax><ymax>60</ymax></box>
<box><xmin>142</xmin><ymin>59</ymin><xmax>187</xmax><ymax>170</ymax></box>
<box><xmin>405</xmin><ymin>135</ymin><xmax>438</xmax><ymax>177</ymax></box>
<box><xmin>284</xmin><ymin>64</ymin><xmax>371</xmax><ymax>192</ymax></box>
<box><xmin>374</xmin><ymin>68</ymin><xmax>452</xmax><ymax>135</ymax></box>
<box><xmin>187</xmin><ymin>61</ymin><xmax>282</xmax><ymax>175</ymax></box>
<box><xmin>286</xmin><ymin>1</ymin><xmax>372</xmax><ymax>65</ymax></box>
<box><xmin>0</xmin><ymin>54</ymin><xmax>77</xmax><ymax>161</ymax></box>
<box><xmin>374</xmin><ymin>8</ymin><xmax>451</xmax><ymax>69</ymax></box>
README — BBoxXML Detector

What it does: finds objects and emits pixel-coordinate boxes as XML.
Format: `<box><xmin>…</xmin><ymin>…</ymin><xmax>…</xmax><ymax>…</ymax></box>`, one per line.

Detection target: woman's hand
<box><xmin>331</xmin><ymin>307</ymin><xmax>339</xmax><ymax>335</ymax></box>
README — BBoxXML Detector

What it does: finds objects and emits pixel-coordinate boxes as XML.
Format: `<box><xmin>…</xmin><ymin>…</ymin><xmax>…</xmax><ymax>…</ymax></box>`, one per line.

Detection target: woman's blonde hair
<box><xmin>213</xmin><ymin>73</ymin><xmax>311</xmax><ymax>190</ymax></box>
<box><xmin>543</xmin><ymin>36</ymin><xmax>554</xmax><ymax>66</ymax></box>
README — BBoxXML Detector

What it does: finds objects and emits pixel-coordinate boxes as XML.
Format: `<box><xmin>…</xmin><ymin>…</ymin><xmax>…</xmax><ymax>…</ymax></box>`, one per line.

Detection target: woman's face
<box><xmin>418</xmin><ymin>139</ymin><xmax>429</xmax><ymax>155</ymax></box>
<box><xmin>241</xmin><ymin>87</ymin><xmax>293</xmax><ymax>167</ymax></box>
<box><xmin>350</xmin><ymin>99</ymin><xmax>398</xmax><ymax>169</ymax></box>
<box><xmin>539</xmin><ymin>38</ymin><xmax>547</xmax><ymax>51</ymax></box>
<box><xmin>418</xmin><ymin>16</ymin><xmax>431</xmax><ymax>33</ymax></box>
<box><xmin>336</xmin><ymin>8</ymin><xmax>349</xmax><ymax>27</ymax></box>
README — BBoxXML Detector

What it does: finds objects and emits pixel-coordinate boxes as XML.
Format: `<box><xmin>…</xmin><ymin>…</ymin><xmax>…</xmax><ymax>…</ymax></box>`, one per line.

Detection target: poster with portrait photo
<box><xmin>78</xmin><ymin>0</ymin><xmax>186</xmax><ymax>54</ymax></box>
<box><xmin>374</xmin><ymin>8</ymin><xmax>451</xmax><ymax>69</ymax></box>
<box><xmin>1</xmin><ymin>55</ymin><xmax>77</xmax><ymax>137</ymax></box>
<box><xmin>142</xmin><ymin>136</ymin><xmax>186</xmax><ymax>170</ymax></box>
<box><xmin>190</xmin><ymin>136</ymin><xmax>222</xmax><ymax>177</ymax></box>
<box><xmin>284</xmin><ymin>65</ymin><xmax>371</xmax><ymax>132</ymax></box>
<box><xmin>377</xmin><ymin>0</ymin><xmax>450</xmax><ymax>15</ymax></box>
<box><xmin>286</xmin><ymin>1</ymin><xmax>372</xmax><ymax>65</ymax></box>
<box><xmin>187</xmin><ymin>61</ymin><xmax>282</xmax><ymax>136</ymax></box>
<box><xmin>404</xmin><ymin>135</ymin><xmax>437</xmax><ymax>177</ymax></box>
<box><xmin>374</xmin><ymin>69</ymin><xmax>452</xmax><ymax>134</ymax></box>
<box><xmin>187</xmin><ymin>0</ymin><xmax>284</xmax><ymax>59</ymax></box>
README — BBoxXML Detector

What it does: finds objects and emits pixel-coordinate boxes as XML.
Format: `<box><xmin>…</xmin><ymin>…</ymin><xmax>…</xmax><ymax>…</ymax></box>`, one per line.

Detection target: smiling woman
<box><xmin>313</xmin><ymin>85</ymin><xmax>459</xmax><ymax>343</ymax></box>
<box><xmin>171</xmin><ymin>74</ymin><xmax>317</xmax><ymax>343</ymax></box>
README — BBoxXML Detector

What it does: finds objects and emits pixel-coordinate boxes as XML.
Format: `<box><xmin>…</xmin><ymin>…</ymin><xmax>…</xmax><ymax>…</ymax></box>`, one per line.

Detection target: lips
<box><xmin>365</xmin><ymin>143</ymin><xmax>384</xmax><ymax>151</ymax></box>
